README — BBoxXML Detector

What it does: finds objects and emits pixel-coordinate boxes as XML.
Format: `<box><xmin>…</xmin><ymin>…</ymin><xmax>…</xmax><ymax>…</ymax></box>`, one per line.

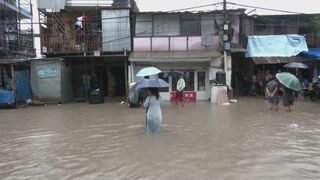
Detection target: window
<box><xmin>135</xmin><ymin>14</ymin><xmax>152</xmax><ymax>36</ymax></box>
<box><xmin>181</xmin><ymin>14</ymin><xmax>201</xmax><ymax>36</ymax></box>
<box><xmin>158</xmin><ymin>72</ymin><xmax>169</xmax><ymax>92</ymax></box>
<box><xmin>172</xmin><ymin>71</ymin><xmax>195</xmax><ymax>91</ymax></box>
<box><xmin>153</xmin><ymin>15</ymin><xmax>180</xmax><ymax>36</ymax></box>
<box><xmin>197</xmin><ymin>71</ymin><xmax>206</xmax><ymax>91</ymax></box>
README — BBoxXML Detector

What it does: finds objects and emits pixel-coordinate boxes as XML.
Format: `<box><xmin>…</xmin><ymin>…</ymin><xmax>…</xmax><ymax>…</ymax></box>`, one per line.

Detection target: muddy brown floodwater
<box><xmin>0</xmin><ymin>97</ymin><xmax>320</xmax><ymax>179</ymax></box>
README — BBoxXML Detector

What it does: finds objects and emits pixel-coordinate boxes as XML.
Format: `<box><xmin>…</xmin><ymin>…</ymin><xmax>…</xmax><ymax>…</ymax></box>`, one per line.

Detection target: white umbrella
<box><xmin>136</xmin><ymin>67</ymin><xmax>161</xmax><ymax>77</ymax></box>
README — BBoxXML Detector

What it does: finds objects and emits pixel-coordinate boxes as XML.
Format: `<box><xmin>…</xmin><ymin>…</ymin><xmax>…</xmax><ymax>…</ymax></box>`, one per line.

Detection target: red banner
<box><xmin>170</xmin><ymin>91</ymin><xmax>196</xmax><ymax>102</ymax></box>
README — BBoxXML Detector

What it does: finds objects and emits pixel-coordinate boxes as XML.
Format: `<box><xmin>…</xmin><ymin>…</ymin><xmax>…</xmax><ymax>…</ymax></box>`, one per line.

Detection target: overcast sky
<box><xmin>135</xmin><ymin>0</ymin><xmax>320</xmax><ymax>15</ymax></box>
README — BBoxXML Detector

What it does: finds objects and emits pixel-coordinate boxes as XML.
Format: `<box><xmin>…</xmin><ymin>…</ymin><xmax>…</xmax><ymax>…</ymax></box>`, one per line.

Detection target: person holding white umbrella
<box><xmin>136</xmin><ymin>67</ymin><xmax>162</xmax><ymax>105</ymax></box>
<box><xmin>136</xmin><ymin>67</ymin><xmax>161</xmax><ymax>77</ymax></box>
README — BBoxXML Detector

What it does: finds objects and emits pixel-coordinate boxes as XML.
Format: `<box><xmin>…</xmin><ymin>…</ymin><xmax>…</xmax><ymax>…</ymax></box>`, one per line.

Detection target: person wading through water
<box><xmin>266</xmin><ymin>77</ymin><xmax>279</xmax><ymax>111</ymax></box>
<box><xmin>176</xmin><ymin>75</ymin><xmax>185</xmax><ymax>107</ymax></box>
<box><xmin>143</xmin><ymin>88</ymin><xmax>163</xmax><ymax>134</ymax></box>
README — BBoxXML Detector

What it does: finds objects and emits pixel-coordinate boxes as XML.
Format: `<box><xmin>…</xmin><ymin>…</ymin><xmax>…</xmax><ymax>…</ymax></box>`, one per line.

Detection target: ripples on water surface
<box><xmin>0</xmin><ymin>98</ymin><xmax>320</xmax><ymax>179</ymax></box>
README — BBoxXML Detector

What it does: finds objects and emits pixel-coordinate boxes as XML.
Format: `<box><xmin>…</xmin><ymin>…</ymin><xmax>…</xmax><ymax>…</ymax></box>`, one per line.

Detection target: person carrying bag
<box><xmin>143</xmin><ymin>88</ymin><xmax>163</xmax><ymax>134</ymax></box>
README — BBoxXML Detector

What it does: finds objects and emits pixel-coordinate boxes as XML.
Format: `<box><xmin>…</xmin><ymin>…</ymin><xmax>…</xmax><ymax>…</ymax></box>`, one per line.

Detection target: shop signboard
<box><xmin>170</xmin><ymin>91</ymin><xmax>196</xmax><ymax>102</ymax></box>
<box><xmin>37</xmin><ymin>64</ymin><xmax>60</xmax><ymax>78</ymax></box>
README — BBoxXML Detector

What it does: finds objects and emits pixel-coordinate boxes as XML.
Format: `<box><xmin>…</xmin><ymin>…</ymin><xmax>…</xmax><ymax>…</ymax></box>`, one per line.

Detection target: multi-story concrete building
<box><xmin>0</xmin><ymin>0</ymin><xmax>35</xmax><ymax>106</ymax></box>
<box><xmin>129</xmin><ymin>9</ymin><xmax>246</xmax><ymax>101</ymax></box>
<box><xmin>36</xmin><ymin>0</ymin><xmax>138</xmax><ymax>102</ymax></box>
<box><xmin>0</xmin><ymin>0</ymin><xmax>34</xmax><ymax>60</ymax></box>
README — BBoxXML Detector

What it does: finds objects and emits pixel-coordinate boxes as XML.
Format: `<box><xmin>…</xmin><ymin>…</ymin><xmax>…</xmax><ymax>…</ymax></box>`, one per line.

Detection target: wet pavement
<box><xmin>0</xmin><ymin>97</ymin><xmax>320</xmax><ymax>179</ymax></box>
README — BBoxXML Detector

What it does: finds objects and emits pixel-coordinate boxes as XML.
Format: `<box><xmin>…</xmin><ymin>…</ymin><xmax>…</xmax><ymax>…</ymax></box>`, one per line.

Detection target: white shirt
<box><xmin>177</xmin><ymin>78</ymin><xmax>186</xmax><ymax>92</ymax></box>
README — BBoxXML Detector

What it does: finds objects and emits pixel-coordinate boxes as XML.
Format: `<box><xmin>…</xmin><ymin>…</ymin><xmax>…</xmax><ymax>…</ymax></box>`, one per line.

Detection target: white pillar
<box><xmin>225</xmin><ymin>55</ymin><xmax>232</xmax><ymax>87</ymax></box>
<box><xmin>131</xmin><ymin>62</ymin><xmax>135</xmax><ymax>83</ymax></box>
<box><xmin>194</xmin><ymin>70</ymin><xmax>198</xmax><ymax>91</ymax></box>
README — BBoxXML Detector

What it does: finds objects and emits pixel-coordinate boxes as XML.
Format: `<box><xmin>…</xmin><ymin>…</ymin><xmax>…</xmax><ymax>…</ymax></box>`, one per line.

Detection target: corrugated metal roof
<box><xmin>0</xmin><ymin>59</ymin><xmax>31</xmax><ymax>64</ymax></box>
<box><xmin>129</xmin><ymin>50</ymin><xmax>221</xmax><ymax>62</ymax></box>
<box><xmin>136</xmin><ymin>9</ymin><xmax>246</xmax><ymax>15</ymax></box>
<box><xmin>252</xmin><ymin>56</ymin><xmax>311</xmax><ymax>65</ymax></box>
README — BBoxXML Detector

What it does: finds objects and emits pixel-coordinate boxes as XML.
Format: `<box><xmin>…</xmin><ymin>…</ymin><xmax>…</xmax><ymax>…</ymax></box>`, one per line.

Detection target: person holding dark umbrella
<box><xmin>143</xmin><ymin>88</ymin><xmax>163</xmax><ymax>134</ymax></box>
<box><xmin>136</xmin><ymin>78</ymin><xmax>169</xmax><ymax>134</ymax></box>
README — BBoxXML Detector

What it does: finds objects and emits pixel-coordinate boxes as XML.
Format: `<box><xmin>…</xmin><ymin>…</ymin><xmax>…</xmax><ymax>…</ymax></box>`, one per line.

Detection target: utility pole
<box><xmin>223</xmin><ymin>0</ymin><xmax>228</xmax><ymax>50</ymax></box>
<box><xmin>223</xmin><ymin>0</ymin><xmax>227</xmax><ymax>20</ymax></box>
<box><xmin>222</xmin><ymin>0</ymin><xmax>234</xmax><ymax>99</ymax></box>
<box><xmin>222</xmin><ymin>0</ymin><xmax>231</xmax><ymax>88</ymax></box>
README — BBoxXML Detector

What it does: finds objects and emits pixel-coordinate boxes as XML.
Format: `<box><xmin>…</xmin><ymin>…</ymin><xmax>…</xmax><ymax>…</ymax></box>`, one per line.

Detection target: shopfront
<box><xmin>128</xmin><ymin>51</ymin><xmax>222</xmax><ymax>101</ymax></box>
<box><xmin>157</xmin><ymin>69</ymin><xmax>208</xmax><ymax>101</ymax></box>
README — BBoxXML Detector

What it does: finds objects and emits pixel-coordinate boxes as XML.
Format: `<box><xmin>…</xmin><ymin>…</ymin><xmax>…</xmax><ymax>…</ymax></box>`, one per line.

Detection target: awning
<box><xmin>0</xmin><ymin>59</ymin><xmax>31</xmax><ymax>65</ymax></box>
<box><xmin>252</xmin><ymin>56</ymin><xmax>311</xmax><ymax>65</ymax></box>
<box><xmin>129</xmin><ymin>50</ymin><xmax>221</xmax><ymax>62</ymax></box>
<box><xmin>246</xmin><ymin>35</ymin><xmax>308</xmax><ymax>57</ymax></box>
<box><xmin>299</xmin><ymin>48</ymin><xmax>320</xmax><ymax>60</ymax></box>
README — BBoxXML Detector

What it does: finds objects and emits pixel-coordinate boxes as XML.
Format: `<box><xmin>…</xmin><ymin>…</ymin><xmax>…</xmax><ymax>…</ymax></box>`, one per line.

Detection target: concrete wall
<box><xmin>209</xmin><ymin>57</ymin><xmax>223</xmax><ymax>80</ymax></box>
<box><xmin>31</xmin><ymin>59</ymin><xmax>63</xmax><ymax>103</ymax></box>
<box><xmin>102</xmin><ymin>9</ymin><xmax>131</xmax><ymax>52</ymax></box>
<box><xmin>61</xmin><ymin>61</ymin><xmax>73</xmax><ymax>103</ymax></box>
<box><xmin>38</xmin><ymin>0</ymin><xmax>66</xmax><ymax>9</ymax></box>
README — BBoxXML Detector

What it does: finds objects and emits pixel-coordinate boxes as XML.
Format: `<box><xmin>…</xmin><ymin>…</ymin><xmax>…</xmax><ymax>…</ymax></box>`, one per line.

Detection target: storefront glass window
<box><xmin>158</xmin><ymin>72</ymin><xmax>169</xmax><ymax>92</ymax></box>
<box><xmin>198</xmin><ymin>71</ymin><xmax>206</xmax><ymax>91</ymax></box>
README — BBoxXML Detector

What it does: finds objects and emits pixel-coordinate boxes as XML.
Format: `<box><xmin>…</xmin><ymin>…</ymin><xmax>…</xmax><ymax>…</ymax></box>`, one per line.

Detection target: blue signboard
<box><xmin>37</xmin><ymin>64</ymin><xmax>60</xmax><ymax>78</ymax></box>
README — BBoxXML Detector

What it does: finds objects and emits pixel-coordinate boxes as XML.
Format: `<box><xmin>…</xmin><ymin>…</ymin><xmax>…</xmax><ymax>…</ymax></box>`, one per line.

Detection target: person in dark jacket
<box><xmin>281</xmin><ymin>86</ymin><xmax>294</xmax><ymax>112</ymax></box>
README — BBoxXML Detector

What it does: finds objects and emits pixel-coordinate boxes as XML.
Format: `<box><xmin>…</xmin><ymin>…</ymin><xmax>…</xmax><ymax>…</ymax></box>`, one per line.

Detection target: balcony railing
<box><xmin>0</xmin><ymin>29</ymin><xmax>35</xmax><ymax>57</ymax></box>
<box><xmin>41</xmin><ymin>32</ymin><xmax>102</xmax><ymax>54</ymax></box>
<box><xmin>133</xmin><ymin>36</ymin><xmax>221</xmax><ymax>52</ymax></box>
<box><xmin>65</xmin><ymin>0</ymin><xmax>132</xmax><ymax>7</ymax></box>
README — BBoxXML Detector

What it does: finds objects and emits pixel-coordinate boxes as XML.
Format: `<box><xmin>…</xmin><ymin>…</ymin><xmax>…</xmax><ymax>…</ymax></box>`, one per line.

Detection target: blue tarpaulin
<box><xmin>246</xmin><ymin>35</ymin><xmax>308</xmax><ymax>57</ymax></box>
<box><xmin>299</xmin><ymin>48</ymin><xmax>320</xmax><ymax>60</ymax></box>
<box><xmin>0</xmin><ymin>89</ymin><xmax>14</xmax><ymax>104</ymax></box>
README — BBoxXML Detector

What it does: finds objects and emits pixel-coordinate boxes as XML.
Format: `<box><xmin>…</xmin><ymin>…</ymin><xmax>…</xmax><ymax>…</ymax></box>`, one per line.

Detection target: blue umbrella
<box><xmin>136</xmin><ymin>67</ymin><xmax>162</xmax><ymax>77</ymax></box>
<box><xmin>134</xmin><ymin>79</ymin><xmax>169</xmax><ymax>89</ymax></box>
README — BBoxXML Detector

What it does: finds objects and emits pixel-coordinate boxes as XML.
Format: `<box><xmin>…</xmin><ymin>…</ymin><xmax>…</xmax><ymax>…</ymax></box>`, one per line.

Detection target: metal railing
<box><xmin>133</xmin><ymin>36</ymin><xmax>210</xmax><ymax>52</ymax></box>
<box><xmin>41</xmin><ymin>32</ymin><xmax>102</xmax><ymax>54</ymax></box>
<box><xmin>0</xmin><ymin>29</ymin><xmax>35</xmax><ymax>57</ymax></box>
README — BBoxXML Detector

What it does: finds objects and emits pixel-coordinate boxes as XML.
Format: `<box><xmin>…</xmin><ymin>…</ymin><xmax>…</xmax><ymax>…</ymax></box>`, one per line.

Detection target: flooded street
<box><xmin>0</xmin><ymin>97</ymin><xmax>320</xmax><ymax>179</ymax></box>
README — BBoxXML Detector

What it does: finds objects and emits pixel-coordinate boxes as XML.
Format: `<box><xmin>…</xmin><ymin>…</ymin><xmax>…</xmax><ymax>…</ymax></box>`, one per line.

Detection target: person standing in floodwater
<box><xmin>176</xmin><ymin>75</ymin><xmax>185</xmax><ymax>107</ymax></box>
<box><xmin>108</xmin><ymin>72</ymin><xmax>116</xmax><ymax>98</ymax></box>
<box><xmin>281</xmin><ymin>86</ymin><xmax>294</xmax><ymax>112</ymax></box>
<box><xmin>143</xmin><ymin>88</ymin><xmax>163</xmax><ymax>134</ymax></box>
<box><xmin>265</xmin><ymin>77</ymin><xmax>279</xmax><ymax>111</ymax></box>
